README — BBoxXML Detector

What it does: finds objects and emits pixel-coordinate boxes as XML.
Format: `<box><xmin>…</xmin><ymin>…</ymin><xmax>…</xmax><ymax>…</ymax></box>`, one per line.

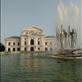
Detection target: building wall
<box><xmin>5</xmin><ymin>27</ymin><xmax>56</xmax><ymax>52</ymax></box>
<box><xmin>5</xmin><ymin>38</ymin><xmax>20</xmax><ymax>52</ymax></box>
<box><xmin>44</xmin><ymin>37</ymin><xmax>56</xmax><ymax>51</ymax></box>
<box><xmin>20</xmin><ymin>27</ymin><xmax>44</xmax><ymax>52</ymax></box>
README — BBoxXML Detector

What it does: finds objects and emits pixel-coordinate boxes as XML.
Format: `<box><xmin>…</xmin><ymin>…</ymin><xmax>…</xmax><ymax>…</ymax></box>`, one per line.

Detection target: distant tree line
<box><xmin>0</xmin><ymin>42</ymin><xmax>5</xmax><ymax>52</ymax></box>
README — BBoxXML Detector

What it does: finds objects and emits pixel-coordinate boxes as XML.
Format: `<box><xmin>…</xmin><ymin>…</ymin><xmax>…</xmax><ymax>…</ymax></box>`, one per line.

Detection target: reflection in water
<box><xmin>56</xmin><ymin>60</ymin><xmax>82</xmax><ymax>82</ymax></box>
<box><xmin>1</xmin><ymin>53</ymin><xmax>82</xmax><ymax>82</ymax></box>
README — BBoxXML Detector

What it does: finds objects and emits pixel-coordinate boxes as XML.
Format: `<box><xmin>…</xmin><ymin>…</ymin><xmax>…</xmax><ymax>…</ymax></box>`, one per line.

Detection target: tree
<box><xmin>0</xmin><ymin>42</ymin><xmax>5</xmax><ymax>52</ymax></box>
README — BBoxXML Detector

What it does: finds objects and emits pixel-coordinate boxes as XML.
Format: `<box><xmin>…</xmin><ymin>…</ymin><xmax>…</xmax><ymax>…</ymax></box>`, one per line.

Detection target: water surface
<box><xmin>1</xmin><ymin>53</ymin><xmax>82</xmax><ymax>82</ymax></box>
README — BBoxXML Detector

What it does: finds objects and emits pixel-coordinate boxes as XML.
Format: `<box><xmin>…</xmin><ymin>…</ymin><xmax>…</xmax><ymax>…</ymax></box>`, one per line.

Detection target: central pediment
<box><xmin>23</xmin><ymin>26</ymin><xmax>43</xmax><ymax>32</ymax></box>
<box><xmin>22</xmin><ymin>26</ymin><xmax>43</xmax><ymax>35</ymax></box>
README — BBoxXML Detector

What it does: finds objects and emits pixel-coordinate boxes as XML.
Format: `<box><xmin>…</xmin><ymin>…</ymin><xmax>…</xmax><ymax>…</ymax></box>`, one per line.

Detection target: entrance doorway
<box><xmin>30</xmin><ymin>47</ymin><xmax>34</xmax><ymax>51</ymax></box>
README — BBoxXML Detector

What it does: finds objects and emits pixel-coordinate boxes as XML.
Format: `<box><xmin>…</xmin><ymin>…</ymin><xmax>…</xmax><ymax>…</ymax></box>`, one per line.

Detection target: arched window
<box><xmin>30</xmin><ymin>39</ymin><xmax>34</xmax><ymax>45</ymax></box>
<box><xmin>8</xmin><ymin>48</ymin><xmax>10</xmax><ymax>52</ymax></box>
<box><xmin>13</xmin><ymin>48</ymin><xmax>15</xmax><ymax>51</ymax></box>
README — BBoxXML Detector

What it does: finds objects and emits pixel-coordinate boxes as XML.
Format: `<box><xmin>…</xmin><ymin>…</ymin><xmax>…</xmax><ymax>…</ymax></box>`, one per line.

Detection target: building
<box><xmin>5</xmin><ymin>26</ymin><xmax>56</xmax><ymax>52</ymax></box>
<box><xmin>5</xmin><ymin>36</ymin><xmax>20</xmax><ymax>52</ymax></box>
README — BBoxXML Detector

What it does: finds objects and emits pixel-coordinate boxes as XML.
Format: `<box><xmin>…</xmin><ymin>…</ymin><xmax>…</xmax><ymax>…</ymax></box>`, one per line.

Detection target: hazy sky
<box><xmin>1</xmin><ymin>0</ymin><xmax>81</xmax><ymax>43</ymax></box>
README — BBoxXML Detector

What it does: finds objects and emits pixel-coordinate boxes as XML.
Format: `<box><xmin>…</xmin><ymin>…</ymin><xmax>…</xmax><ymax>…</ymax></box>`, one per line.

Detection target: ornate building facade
<box><xmin>5</xmin><ymin>26</ymin><xmax>56</xmax><ymax>52</ymax></box>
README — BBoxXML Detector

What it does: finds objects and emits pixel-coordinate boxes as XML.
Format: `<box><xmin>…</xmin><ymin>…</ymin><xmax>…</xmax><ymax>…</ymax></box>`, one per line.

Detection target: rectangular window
<box><xmin>24</xmin><ymin>42</ymin><xmax>26</xmax><ymax>45</ymax></box>
<box><xmin>38</xmin><ymin>38</ymin><xmax>40</xmax><ymax>40</ymax></box>
<box><xmin>17</xmin><ymin>48</ymin><xmax>20</xmax><ymax>51</ymax></box>
<box><xmin>8</xmin><ymin>42</ymin><xmax>10</xmax><ymax>46</ymax></box>
<box><xmin>13</xmin><ymin>42</ymin><xmax>15</xmax><ymax>45</ymax></box>
<box><xmin>45</xmin><ymin>47</ymin><xmax>48</xmax><ymax>51</ymax></box>
<box><xmin>45</xmin><ymin>42</ymin><xmax>47</xmax><ymax>45</ymax></box>
<box><xmin>38</xmin><ymin>47</ymin><xmax>40</xmax><ymax>50</ymax></box>
<box><xmin>25</xmin><ymin>38</ymin><xmax>26</xmax><ymax>40</ymax></box>
<box><xmin>50</xmin><ymin>42</ymin><xmax>52</xmax><ymax>45</ymax></box>
<box><xmin>24</xmin><ymin>48</ymin><xmax>26</xmax><ymax>51</ymax></box>
<box><xmin>38</xmin><ymin>41</ymin><xmax>40</xmax><ymax>45</ymax></box>
<box><xmin>50</xmin><ymin>48</ymin><xmax>52</xmax><ymax>51</ymax></box>
<box><xmin>8</xmin><ymin>48</ymin><xmax>10</xmax><ymax>52</ymax></box>
<box><xmin>13</xmin><ymin>48</ymin><xmax>15</xmax><ymax>51</ymax></box>
<box><xmin>18</xmin><ymin>42</ymin><xmax>20</xmax><ymax>46</ymax></box>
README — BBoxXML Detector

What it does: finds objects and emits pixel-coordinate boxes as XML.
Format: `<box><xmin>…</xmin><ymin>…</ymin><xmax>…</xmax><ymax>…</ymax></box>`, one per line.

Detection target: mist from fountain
<box><xmin>55</xmin><ymin>0</ymin><xmax>82</xmax><ymax>55</ymax></box>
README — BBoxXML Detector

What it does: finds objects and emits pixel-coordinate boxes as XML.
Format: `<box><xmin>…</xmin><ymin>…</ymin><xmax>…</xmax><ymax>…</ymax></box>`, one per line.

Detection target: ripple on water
<box><xmin>1</xmin><ymin>53</ymin><xmax>82</xmax><ymax>82</ymax></box>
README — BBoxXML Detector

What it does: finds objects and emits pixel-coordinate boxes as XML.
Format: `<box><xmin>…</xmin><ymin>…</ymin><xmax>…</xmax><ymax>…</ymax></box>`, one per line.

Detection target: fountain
<box><xmin>56</xmin><ymin>24</ymin><xmax>82</xmax><ymax>56</ymax></box>
<box><xmin>55</xmin><ymin>0</ymin><xmax>82</xmax><ymax>57</ymax></box>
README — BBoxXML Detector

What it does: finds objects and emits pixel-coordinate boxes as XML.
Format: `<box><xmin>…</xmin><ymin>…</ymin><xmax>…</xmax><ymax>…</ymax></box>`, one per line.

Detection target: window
<box><xmin>8</xmin><ymin>48</ymin><xmax>10</xmax><ymax>52</ymax></box>
<box><xmin>30</xmin><ymin>47</ymin><xmax>34</xmax><ymax>51</ymax></box>
<box><xmin>24</xmin><ymin>48</ymin><xmax>26</xmax><ymax>51</ymax></box>
<box><xmin>18</xmin><ymin>42</ymin><xmax>20</xmax><ymax>46</ymax></box>
<box><xmin>13</xmin><ymin>42</ymin><xmax>15</xmax><ymax>45</ymax></box>
<box><xmin>35</xmin><ymin>32</ymin><xmax>37</xmax><ymax>34</ymax></box>
<box><xmin>17</xmin><ymin>48</ymin><xmax>20</xmax><ymax>51</ymax></box>
<box><xmin>45</xmin><ymin>42</ymin><xmax>47</xmax><ymax>45</ymax></box>
<box><xmin>38</xmin><ymin>47</ymin><xmax>40</xmax><ymax>50</ymax></box>
<box><xmin>38</xmin><ymin>41</ymin><xmax>40</xmax><ymax>45</ymax></box>
<box><xmin>50</xmin><ymin>42</ymin><xmax>52</xmax><ymax>45</ymax></box>
<box><xmin>25</xmin><ymin>38</ymin><xmax>26</xmax><ymax>40</ymax></box>
<box><xmin>8</xmin><ymin>42</ymin><xmax>10</xmax><ymax>46</ymax></box>
<box><xmin>13</xmin><ymin>48</ymin><xmax>15</xmax><ymax>51</ymax></box>
<box><xmin>26</xmin><ymin>32</ymin><xmax>28</xmax><ymax>34</ymax></box>
<box><xmin>30</xmin><ymin>39</ymin><xmax>34</xmax><ymax>45</ymax></box>
<box><xmin>50</xmin><ymin>48</ymin><xmax>52</xmax><ymax>51</ymax></box>
<box><xmin>45</xmin><ymin>47</ymin><xmax>48</xmax><ymax>51</ymax></box>
<box><xmin>38</xmin><ymin>38</ymin><xmax>40</xmax><ymax>40</ymax></box>
<box><xmin>24</xmin><ymin>42</ymin><xmax>26</xmax><ymax>45</ymax></box>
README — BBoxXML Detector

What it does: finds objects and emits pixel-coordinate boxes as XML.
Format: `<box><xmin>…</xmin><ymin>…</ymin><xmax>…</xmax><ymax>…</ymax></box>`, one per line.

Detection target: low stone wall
<box><xmin>0</xmin><ymin>51</ymin><xmax>20</xmax><ymax>55</ymax></box>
